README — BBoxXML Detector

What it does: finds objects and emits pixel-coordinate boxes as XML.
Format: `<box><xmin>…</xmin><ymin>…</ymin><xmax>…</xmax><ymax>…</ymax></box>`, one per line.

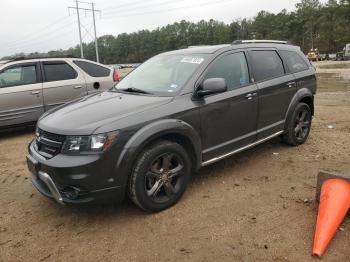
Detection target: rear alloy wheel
<box><xmin>128</xmin><ymin>140</ymin><xmax>191</xmax><ymax>212</ymax></box>
<box><xmin>294</xmin><ymin>109</ymin><xmax>310</xmax><ymax>141</ymax></box>
<box><xmin>283</xmin><ymin>102</ymin><xmax>312</xmax><ymax>146</ymax></box>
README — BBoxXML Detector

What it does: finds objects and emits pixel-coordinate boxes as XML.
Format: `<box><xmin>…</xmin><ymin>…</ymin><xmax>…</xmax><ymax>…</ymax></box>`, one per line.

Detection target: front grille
<box><xmin>35</xmin><ymin>129</ymin><xmax>66</xmax><ymax>159</ymax></box>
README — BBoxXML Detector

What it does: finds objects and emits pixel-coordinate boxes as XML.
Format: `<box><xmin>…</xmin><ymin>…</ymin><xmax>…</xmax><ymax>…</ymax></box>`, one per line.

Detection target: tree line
<box><xmin>4</xmin><ymin>0</ymin><xmax>350</xmax><ymax>64</ymax></box>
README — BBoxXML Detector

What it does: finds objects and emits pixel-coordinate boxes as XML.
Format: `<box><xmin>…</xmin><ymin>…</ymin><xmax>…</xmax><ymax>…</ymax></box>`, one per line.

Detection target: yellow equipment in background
<box><xmin>308</xmin><ymin>48</ymin><xmax>321</xmax><ymax>61</ymax></box>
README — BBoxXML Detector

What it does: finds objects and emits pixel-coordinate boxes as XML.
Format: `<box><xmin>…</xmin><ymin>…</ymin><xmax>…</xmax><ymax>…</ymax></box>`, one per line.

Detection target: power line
<box><xmin>3</xmin><ymin>0</ymin><xmax>233</xmax><ymax>58</ymax></box>
<box><xmin>2</xmin><ymin>19</ymin><xmax>76</xmax><ymax>49</ymax></box>
<box><xmin>103</xmin><ymin>0</ymin><xmax>187</xmax><ymax>16</ymax></box>
<box><xmin>7</xmin><ymin>29</ymin><xmax>76</xmax><ymax>50</ymax></box>
<box><xmin>1</xmin><ymin>16</ymin><xmax>73</xmax><ymax>47</ymax></box>
<box><xmin>102</xmin><ymin>0</ymin><xmax>232</xmax><ymax>20</ymax></box>
<box><xmin>100</xmin><ymin>0</ymin><xmax>162</xmax><ymax>11</ymax></box>
<box><xmin>5</xmin><ymin>29</ymin><xmax>76</xmax><ymax>55</ymax></box>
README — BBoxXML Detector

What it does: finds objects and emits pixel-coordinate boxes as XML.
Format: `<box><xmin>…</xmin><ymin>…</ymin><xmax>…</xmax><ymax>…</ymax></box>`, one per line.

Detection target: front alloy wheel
<box><xmin>128</xmin><ymin>140</ymin><xmax>191</xmax><ymax>212</ymax></box>
<box><xmin>145</xmin><ymin>153</ymin><xmax>185</xmax><ymax>203</ymax></box>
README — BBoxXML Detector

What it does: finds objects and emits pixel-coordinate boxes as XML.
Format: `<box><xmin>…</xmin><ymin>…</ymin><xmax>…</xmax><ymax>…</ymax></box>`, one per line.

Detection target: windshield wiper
<box><xmin>118</xmin><ymin>87</ymin><xmax>153</xmax><ymax>95</ymax></box>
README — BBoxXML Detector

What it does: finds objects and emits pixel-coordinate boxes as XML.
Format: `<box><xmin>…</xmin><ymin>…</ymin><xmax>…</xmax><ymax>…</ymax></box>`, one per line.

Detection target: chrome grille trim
<box><xmin>35</xmin><ymin>128</ymin><xmax>65</xmax><ymax>158</ymax></box>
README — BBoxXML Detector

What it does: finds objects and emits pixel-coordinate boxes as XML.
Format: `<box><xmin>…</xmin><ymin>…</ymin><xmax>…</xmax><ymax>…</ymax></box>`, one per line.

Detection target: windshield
<box><xmin>113</xmin><ymin>54</ymin><xmax>208</xmax><ymax>96</ymax></box>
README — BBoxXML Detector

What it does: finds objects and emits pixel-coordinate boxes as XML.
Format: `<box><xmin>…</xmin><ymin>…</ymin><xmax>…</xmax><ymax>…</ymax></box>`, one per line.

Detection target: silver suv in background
<box><xmin>0</xmin><ymin>58</ymin><xmax>119</xmax><ymax>128</ymax></box>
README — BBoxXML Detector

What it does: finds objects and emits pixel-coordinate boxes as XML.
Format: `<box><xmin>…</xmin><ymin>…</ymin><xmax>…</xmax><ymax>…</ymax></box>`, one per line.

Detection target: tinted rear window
<box><xmin>43</xmin><ymin>62</ymin><xmax>77</xmax><ymax>82</ymax></box>
<box><xmin>280</xmin><ymin>50</ymin><xmax>309</xmax><ymax>73</ymax></box>
<box><xmin>250</xmin><ymin>51</ymin><xmax>285</xmax><ymax>82</ymax></box>
<box><xmin>73</xmin><ymin>60</ymin><xmax>110</xmax><ymax>77</ymax></box>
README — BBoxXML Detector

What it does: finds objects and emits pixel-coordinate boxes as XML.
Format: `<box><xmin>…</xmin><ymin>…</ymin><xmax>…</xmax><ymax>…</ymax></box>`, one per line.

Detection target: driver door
<box><xmin>199</xmin><ymin>51</ymin><xmax>258</xmax><ymax>162</ymax></box>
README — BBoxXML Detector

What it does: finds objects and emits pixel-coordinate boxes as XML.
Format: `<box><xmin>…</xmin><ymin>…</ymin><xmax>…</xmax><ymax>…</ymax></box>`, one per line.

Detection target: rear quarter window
<box><xmin>280</xmin><ymin>50</ymin><xmax>309</xmax><ymax>73</ymax></box>
<box><xmin>250</xmin><ymin>50</ymin><xmax>285</xmax><ymax>82</ymax></box>
<box><xmin>73</xmin><ymin>60</ymin><xmax>110</xmax><ymax>77</ymax></box>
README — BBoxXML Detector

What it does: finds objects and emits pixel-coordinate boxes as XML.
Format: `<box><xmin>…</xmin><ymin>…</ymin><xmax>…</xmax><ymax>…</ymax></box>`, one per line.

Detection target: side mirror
<box><xmin>196</xmin><ymin>78</ymin><xmax>227</xmax><ymax>98</ymax></box>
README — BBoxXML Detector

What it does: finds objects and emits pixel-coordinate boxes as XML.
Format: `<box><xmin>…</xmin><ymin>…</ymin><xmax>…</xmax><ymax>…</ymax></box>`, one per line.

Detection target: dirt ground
<box><xmin>0</xmin><ymin>62</ymin><xmax>349</xmax><ymax>262</ymax></box>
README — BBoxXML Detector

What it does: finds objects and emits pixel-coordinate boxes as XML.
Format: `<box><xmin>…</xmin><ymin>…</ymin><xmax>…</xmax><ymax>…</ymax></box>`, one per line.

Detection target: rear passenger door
<box><xmin>41</xmin><ymin>60</ymin><xmax>87</xmax><ymax>110</ymax></box>
<box><xmin>248</xmin><ymin>49</ymin><xmax>296</xmax><ymax>139</ymax></box>
<box><xmin>0</xmin><ymin>62</ymin><xmax>44</xmax><ymax>127</ymax></box>
<box><xmin>279</xmin><ymin>50</ymin><xmax>316</xmax><ymax>94</ymax></box>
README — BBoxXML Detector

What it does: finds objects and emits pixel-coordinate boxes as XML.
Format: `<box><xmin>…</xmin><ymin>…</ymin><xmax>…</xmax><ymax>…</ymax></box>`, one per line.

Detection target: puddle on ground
<box><xmin>316</xmin><ymin>72</ymin><xmax>350</xmax><ymax>92</ymax></box>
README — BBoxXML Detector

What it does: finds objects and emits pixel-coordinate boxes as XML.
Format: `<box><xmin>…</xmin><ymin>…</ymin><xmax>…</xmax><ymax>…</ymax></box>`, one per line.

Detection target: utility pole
<box><xmin>92</xmin><ymin>2</ymin><xmax>99</xmax><ymax>63</ymax></box>
<box><xmin>68</xmin><ymin>1</ymin><xmax>101</xmax><ymax>62</ymax></box>
<box><xmin>311</xmin><ymin>27</ymin><xmax>314</xmax><ymax>50</ymax></box>
<box><xmin>75</xmin><ymin>0</ymin><xmax>84</xmax><ymax>58</ymax></box>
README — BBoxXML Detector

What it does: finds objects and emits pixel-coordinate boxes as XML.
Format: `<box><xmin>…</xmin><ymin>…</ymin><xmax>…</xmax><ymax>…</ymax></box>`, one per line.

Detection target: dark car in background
<box><xmin>335</xmin><ymin>52</ymin><xmax>344</xmax><ymax>61</ymax></box>
<box><xmin>27</xmin><ymin>40</ymin><xmax>317</xmax><ymax>212</ymax></box>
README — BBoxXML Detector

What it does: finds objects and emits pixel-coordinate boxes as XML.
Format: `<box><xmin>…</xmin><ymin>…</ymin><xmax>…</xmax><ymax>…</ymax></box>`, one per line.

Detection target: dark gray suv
<box><xmin>27</xmin><ymin>40</ymin><xmax>316</xmax><ymax>212</ymax></box>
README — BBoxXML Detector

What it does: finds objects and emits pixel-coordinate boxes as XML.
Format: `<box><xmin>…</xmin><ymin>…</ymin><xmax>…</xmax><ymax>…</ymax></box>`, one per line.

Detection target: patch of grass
<box><xmin>318</xmin><ymin>63</ymin><xmax>350</xmax><ymax>69</ymax></box>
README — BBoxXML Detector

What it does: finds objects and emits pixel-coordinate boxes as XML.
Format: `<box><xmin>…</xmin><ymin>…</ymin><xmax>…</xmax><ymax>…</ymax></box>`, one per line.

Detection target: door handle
<box><xmin>245</xmin><ymin>93</ymin><xmax>257</xmax><ymax>100</ymax></box>
<box><xmin>30</xmin><ymin>91</ymin><xmax>40</xmax><ymax>95</ymax></box>
<box><xmin>287</xmin><ymin>81</ymin><xmax>296</xmax><ymax>88</ymax></box>
<box><xmin>74</xmin><ymin>85</ymin><xmax>83</xmax><ymax>89</ymax></box>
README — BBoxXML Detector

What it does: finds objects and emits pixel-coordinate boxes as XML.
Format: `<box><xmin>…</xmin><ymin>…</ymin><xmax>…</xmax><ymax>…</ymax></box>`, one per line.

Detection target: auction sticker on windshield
<box><xmin>181</xmin><ymin>57</ymin><xmax>204</xmax><ymax>64</ymax></box>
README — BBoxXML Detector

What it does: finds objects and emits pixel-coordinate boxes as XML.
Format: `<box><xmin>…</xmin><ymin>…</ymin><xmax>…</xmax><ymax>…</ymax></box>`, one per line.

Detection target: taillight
<box><xmin>113</xmin><ymin>69</ymin><xmax>119</xmax><ymax>82</ymax></box>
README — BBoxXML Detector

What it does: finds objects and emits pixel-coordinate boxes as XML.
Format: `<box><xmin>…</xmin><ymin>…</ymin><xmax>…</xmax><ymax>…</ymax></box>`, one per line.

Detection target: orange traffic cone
<box><xmin>312</xmin><ymin>179</ymin><xmax>350</xmax><ymax>257</ymax></box>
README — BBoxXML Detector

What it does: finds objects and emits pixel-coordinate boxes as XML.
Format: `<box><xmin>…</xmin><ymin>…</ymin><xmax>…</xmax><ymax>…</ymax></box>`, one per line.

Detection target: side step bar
<box><xmin>201</xmin><ymin>131</ymin><xmax>284</xmax><ymax>166</ymax></box>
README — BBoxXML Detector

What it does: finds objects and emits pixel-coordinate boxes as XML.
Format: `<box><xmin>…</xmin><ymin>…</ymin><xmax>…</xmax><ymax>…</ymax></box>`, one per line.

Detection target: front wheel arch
<box><xmin>113</xmin><ymin>120</ymin><xmax>201</xmax><ymax>188</ymax></box>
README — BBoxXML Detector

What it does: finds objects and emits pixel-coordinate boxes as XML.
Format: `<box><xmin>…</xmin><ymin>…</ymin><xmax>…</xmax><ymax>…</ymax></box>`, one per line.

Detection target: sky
<box><xmin>0</xmin><ymin>0</ymin><xmax>327</xmax><ymax>58</ymax></box>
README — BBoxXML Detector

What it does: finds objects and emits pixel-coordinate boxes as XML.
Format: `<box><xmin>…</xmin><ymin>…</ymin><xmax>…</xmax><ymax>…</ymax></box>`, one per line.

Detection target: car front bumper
<box><xmin>27</xmin><ymin>140</ymin><xmax>126</xmax><ymax>205</ymax></box>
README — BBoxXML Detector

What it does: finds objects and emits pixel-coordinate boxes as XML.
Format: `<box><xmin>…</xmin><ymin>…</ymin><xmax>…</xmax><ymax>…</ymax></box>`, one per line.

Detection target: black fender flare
<box><xmin>284</xmin><ymin>88</ymin><xmax>314</xmax><ymax>130</ymax></box>
<box><xmin>114</xmin><ymin>119</ymin><xmax>202</xmax><ymax>187</ymax></box>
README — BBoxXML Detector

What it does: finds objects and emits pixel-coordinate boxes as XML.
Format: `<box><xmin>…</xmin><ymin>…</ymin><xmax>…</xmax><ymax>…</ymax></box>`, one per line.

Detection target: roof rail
<box><xmin>187</xmin><ymin>45</ymin><xmax>212</xmax><ymax>48</ymax></box>
<box><xmin>0</xmin><ymin>59</ymin><xmax>13</xmax><ymax>64</ymax></box>
<box><xmin>11</xmin><ymin>56</ymin><xmax>26</xmax><ymax>61</ymax></box>
<box><xmin>232</xmin><ymin>40</ymin><xmax>291</xmax><ymax>45</ymax></box>
<box><xmin>3</xmin><ymin>55</ymin><xmax>78</xmax><ymax>63</ymax></box>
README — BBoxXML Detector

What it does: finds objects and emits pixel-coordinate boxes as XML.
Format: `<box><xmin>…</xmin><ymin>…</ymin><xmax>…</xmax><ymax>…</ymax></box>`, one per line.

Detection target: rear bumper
<box><xmin>27</xmin><ymin>140</ymin><xmax>127</xmax><ymax>205</ymax></box>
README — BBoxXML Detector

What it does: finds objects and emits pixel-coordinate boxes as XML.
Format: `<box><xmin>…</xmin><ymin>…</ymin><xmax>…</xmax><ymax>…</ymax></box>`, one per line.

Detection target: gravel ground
<box><xmin>0</xmin><ymin>62</ymin><xmax>349</xmax><ymax>262</ymax></box>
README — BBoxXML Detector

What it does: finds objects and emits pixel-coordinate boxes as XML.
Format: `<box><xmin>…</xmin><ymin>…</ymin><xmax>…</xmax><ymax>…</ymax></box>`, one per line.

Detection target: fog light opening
<box><xmin>62</xmin><ymin>186</ymin><xmax>81</xmax><ymax>200</ymax></box>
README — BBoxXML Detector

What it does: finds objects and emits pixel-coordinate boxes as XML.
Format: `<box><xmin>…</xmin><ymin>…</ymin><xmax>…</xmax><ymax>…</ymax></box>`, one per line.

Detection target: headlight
<box><xmin>62</xmin><ymin>131</ymin><xmax>118</xmax><ymax>154</ymax></box>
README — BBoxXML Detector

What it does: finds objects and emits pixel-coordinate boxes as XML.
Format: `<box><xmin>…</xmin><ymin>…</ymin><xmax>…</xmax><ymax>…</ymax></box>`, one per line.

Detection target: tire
<box><xmin>283</xmin><ymin>102</ymin><xmax>312</xmax><ymax>146</ymax></box>
<box><xmin>128</xmin><ymin>140</ymin><xmax>192</xmax><ymax>212</ymax></box>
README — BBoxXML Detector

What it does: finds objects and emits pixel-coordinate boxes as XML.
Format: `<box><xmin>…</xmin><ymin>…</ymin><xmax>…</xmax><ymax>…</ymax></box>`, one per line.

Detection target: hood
<box><xmin>38</xmin><ymin>91</ymin><xmax>172</xmax><ymax>135</ymax></box>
